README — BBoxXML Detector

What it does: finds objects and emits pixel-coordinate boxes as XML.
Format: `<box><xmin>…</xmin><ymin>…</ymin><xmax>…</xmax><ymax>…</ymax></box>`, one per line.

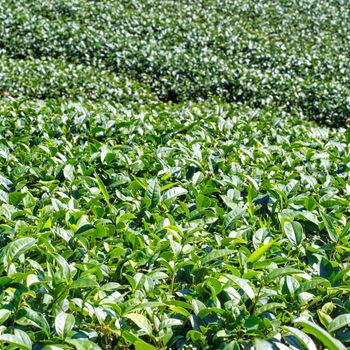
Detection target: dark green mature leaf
<box><xmin>224</xmin><ymin>274</ymin><xmax>255</xmax><ymax>299</ymax></box>
<box><xmin>320</xmin><ymin>212</ymin><xmax>339</xmax><ymax>243</ymax></box>
<box><xmin>294</xmin><ymin>318</ymin><xmax>346</xmax><ymax>350</ymax></box>
<box><xmin>0</xmin><ymin>329</ymin><xmax>32</xmax><ymax>350</ymax></box>
<box><xmin>328</xmin><ymin>314</ymin><xmax>350</xmax><ymax>333</ymax></box>
<box><xmin>162</xmin><ymin>187</ymin><xmax>187</xmax><ymax>201</ymax></box>
<box><xmin>223</xmin><ymin>209</ymin><xmax>245</xmax><ymax>231</ymax></box>
<box><xmin>145</xmin><ymin>179</ymin><xmax>160</xmax><ymax>209</ymax></box>
<box><xmin>16</xmin><ymin>307</ymin><xmax>50</xmax><ymax>336</ymax></box>
<box><xmin>284</xmin><ymin>221</ymin><xmax>303</xmax><ymax>246</ymax></box>
<box><xmin>55</xmin><ymin>313</ymin><xmax>75</xmax><ymax>339</ymax></box>
<box><xmin>9</xmin><ymin>192</ymin><xmax>26</xmax><ymax>206</ymax></box>
<box><xmin>256</xmin><ymin>303</ymin><xmax>285</xmax><ymax>315</ymax></box>
<box><xmin>1</xmin><ymin>237</ymin><xmax>36</xmax><ymax>267</ymax></box>
<box><xmin>54</xmin><ymin>254</ymin><xmax>72</xmax><ymax>282</ymax></box>
<box><xmin>282</xmin><ymin>326</ymin><xmax>317</xmax><ymax>350</ymax></box>
<box><xmin>0</xmin><ymin>309</ymin><xmax>11</xmax><ymax>325</ymax></box>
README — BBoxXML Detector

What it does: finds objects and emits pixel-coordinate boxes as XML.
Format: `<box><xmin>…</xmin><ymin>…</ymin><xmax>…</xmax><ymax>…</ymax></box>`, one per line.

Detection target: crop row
<box><xmin>1</xmin><ymin>0</ymin><xmax>350</xmax><ymax>125</ymax></box>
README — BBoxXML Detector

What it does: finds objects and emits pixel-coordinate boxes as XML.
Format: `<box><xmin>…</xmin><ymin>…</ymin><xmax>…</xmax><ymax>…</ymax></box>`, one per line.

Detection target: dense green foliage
<box><xmin>1</xmin><ymin>1</ymin><xmax>350</xmax><ymax>349</ymax></box>
<box><xmin>1</xmin><ymin>0</ymin><xmax>350</xmax><ymax>125</ymax></box>
<box><xmin>0</xmin><ymin>99</ymin><xmax>350</xmax><ymax>349</ymax></box>
<box><xmin>0</xmin><ymin>56</ymin><xmax>155</xmax><ymax>103</ymax></box>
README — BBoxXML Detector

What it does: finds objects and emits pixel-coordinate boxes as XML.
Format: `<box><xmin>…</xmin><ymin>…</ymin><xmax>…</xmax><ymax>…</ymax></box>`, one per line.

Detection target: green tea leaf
<box><xmin>55</xmin><ymin>313</ymin><xmax>75</xmax><ymax>339</ymax></box>
<box><xmin>328</xmin><ymin>314</ymin><xmax>350</xmax><ymax>333</ymax></box>
<box><xmin>282</xmin><ymin>326</ymin><xmax>317</xmax><ymax>350</ymax></box>
<box><xmin>266</xmin><ymin>268</ymin><xmax>305</xmax><ymax>283</ymax></box>
<box><xmin>94</xmin><ymin>173</ymin><xmax>110</xmax><ymax>205</ymax></box>
<box><xmin>162</xmin><ymin>187</ymin><xmax>187</xmax><ymax>201</ymax></box>
<box><xmin>16</xmin><ymin>307</ymin><xmax>50</xmax><ymax>336</ymax></box>
<box><xmin>134</xmin><ymin>340</ymin><xmax>157</xmax><ymax>350</ymax></box>
<box><xmin>294</xmin><ymin>318</ymin><xmax>346</xmax><ymax>350</ymax></box>
<box><xmin>284</xmin><ymin>221</ymin><xmax>303</xmax><ymax>246</ymax></box>
<box><xmin>124</xmin><ymin>313</ymin><xmax>153</xmax><ymax>335</ymax></box>
<box><xmin>224</xmin><ymin>274</ymin><xmax>255</xmax><ymax>299</ymax></box>
<box><xmin>1</xmin><ymin>237</ymin><xmax>36</xmax><ymax>267</ymax></box>
<box><xmin>145</xmin><ymin>179</ymin><xmax>160</xmax><ymax>209</ymax></box>
<box><xmin>53</xmin><ymin>254</ymin><xmax>72</xmax><ymax>282</ymax></box>
<box><xmin>202</xmin><ymin>249</ymin><xmax>234</xmax><ymax>264</ymax></box>
<box><xmin>66</xmin><ymin>338</ymin><xmax>102</xmax><ymax>350</ymax></box>
<box><xmin>247</xmin><ymin>240</ymin><xmax>275</xmax><ymax>264</ymax></box>
<box><xmin>71</xmin><ymin>278</ymin><xmax>99</xmax><ymax>289</ymax></box>
<box><xmin>0</xmin><ymin>309</ymin><xmax>10</xmax><ymax>325</ymax></box>
<box><xmin>0</xmin><ymin>329</ymin><xmax>32</xmax><ymax>350</ymax></box>
<box><xmin>320</xmin><ymin>212</ymin><xmax>339</xmax><ymax>243</ymax></box>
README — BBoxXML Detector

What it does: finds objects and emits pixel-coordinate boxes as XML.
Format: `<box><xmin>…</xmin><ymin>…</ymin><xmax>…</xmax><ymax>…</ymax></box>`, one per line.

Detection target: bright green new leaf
<box><xmin>246</xmin><ymin>240</ymin><xmax>275</xmax><ymax>264</ymax></box>
<box><xmin>66</xmin><ymin>338</ymin><xmax>102</xmax><ymax>350</ymax></box>
<box><xmin>71</xmin><ymin>278</ymin><xmax>99</xmax><ymax>289</ymax></box>
<box><xmin>94</xmin><ymin>173</ymin><xmax>110</xmax><ymax>205</ymax></box>
<box><xmin>134</xmin><ymin>340</ymin><xmax>157</xmax><ymax>350</ymax></box>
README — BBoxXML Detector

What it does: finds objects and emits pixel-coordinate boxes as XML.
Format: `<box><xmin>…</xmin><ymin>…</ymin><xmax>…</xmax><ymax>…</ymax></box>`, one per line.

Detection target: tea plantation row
<box><xmin>1</xmin><ymin>0</ymin><xmax>350</xmax><ymax>125</ymax></box>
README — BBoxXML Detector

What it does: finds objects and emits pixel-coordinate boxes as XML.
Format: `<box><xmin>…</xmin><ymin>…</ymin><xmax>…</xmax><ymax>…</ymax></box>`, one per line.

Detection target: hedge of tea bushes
<box><xmin>0</xmin><ymin>98</ymin><xmax>349</xmax><ymax>349</ymax></box>
<box><xmin>0</xmin><ymin>56</ymin><xmax>157</xmax><ymax>103</ymax></box>
<box><xmin>1</xmin><ymin>0</ymin><xmax>350</xmax><ymax>125</ymax></box>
